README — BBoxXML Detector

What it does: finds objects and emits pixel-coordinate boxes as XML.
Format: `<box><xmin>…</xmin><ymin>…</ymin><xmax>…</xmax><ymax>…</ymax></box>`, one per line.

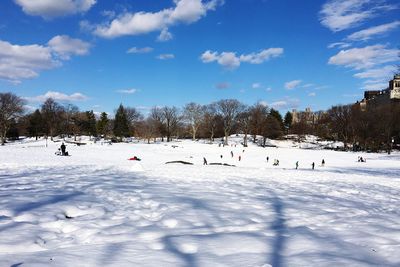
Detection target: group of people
<box><xmin>272</xmin><ymin>158</ymin><xmax>325</xmax><ymax>170</ymax></box>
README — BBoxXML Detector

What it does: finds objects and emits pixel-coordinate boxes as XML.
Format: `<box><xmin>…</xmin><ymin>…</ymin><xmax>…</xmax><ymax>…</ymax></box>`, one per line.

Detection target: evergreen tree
<box><xmin>269</xmin><ymin>108</ymin><xmax>284</xmax><ymax>130</ymax></box>
<box><xmin>284</xmin><ymin>111</ymin><xmax>293</xmax><ymax>133</ymax></box>
<box><xmin>113</xmin><ymin>104</ymin><xmax>130</xmax><ymax>140</ymax></box>
<box><xmin>86</xmin><ymin>110</ymin><xmax>97</xmax><ymax>138</ymax></box>
<box><xmin>264</xmin><ymin>115</ymin><xmax>283</xmax><ymax>139</ymax></box>
<box><xmin>97</xmin><ymin>112</ymin><xmax>109</xmax><ymax>137</ymax></box>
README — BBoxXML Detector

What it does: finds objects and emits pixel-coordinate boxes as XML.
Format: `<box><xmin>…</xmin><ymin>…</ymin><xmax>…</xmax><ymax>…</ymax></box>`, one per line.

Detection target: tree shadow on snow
<box><xmin>269</xmin><ymin>196</ymin><xmax>286</xmax><ymax>267</ymax></box>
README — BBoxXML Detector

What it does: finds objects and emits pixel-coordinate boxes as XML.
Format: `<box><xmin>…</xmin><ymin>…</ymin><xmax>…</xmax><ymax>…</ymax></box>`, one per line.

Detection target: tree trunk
<box><xmin>387</xmin><ymin>136</ymin><xmax>392</xmax><ymax>155</ymax></box>
<box><xmin>224</xmin><ymin>130</ymin><xmax>229</xmax><ymax>145</ymax></box>
<box><xmin>192</xmin><ymin>126</ymin><xmax>196</xmax><ymax>141</ymax></box>
<box><xmin>243</xmin><ymin>132</ymin><xmax>248</xmax><ymax>147</ymax></box>
<box><xmin>1</xmin><ymin>128</ymin><xmax>8</xmax><ymax>145</ymax></box>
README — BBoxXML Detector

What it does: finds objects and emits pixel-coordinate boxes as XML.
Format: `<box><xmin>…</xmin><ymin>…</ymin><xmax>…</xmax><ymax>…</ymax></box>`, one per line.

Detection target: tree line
<box><xmin>1</xmin><ymin>92</ymin><xmax>399</xmax><ymax>153</ymax></box>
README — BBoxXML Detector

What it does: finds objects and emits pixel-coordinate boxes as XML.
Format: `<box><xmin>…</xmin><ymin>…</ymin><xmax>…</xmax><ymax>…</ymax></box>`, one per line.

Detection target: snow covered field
<box><xmin>0</xmin><ymin>138</ymin><xmax>399</xmax><ymax>267</ymax></box>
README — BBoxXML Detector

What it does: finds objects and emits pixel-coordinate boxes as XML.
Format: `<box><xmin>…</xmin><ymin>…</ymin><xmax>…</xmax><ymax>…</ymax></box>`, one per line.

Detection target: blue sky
<box><xmin>0</xmin><ymin>0</ymin><xmax>399</xmax><ymax>115</ymax></box>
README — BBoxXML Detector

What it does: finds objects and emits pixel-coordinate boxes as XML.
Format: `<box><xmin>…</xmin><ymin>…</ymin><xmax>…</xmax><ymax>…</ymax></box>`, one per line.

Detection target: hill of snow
<box><xmin>0</xmin><ymin>138</ymin><xmax>399</xmax><ymax>266</ymax></box>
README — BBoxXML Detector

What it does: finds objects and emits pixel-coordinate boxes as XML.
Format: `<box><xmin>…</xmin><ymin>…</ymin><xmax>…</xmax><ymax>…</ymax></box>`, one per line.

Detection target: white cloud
<box><xmin>319</xmin><ymin>0</ymin><xmax>397</xmax><ymax>32</ymax></box>
<box><xmin>239</xmin><ymin>48</ymin><xmax>284</xmax><ymax>64</ymax></box>
<box><xmin>0</xmin><ymin>36</ymin><xmax>91</xmax><ymax>83</ymax></box>
<box><xmin>200</xmin><ymin>48</ymin><xmax>283</xmax><ymax>69</ymax></box>
<box><xmin>216</xmin><ymin>52</ymin><xmax>240</xmax><ymax>69</ymax></box>
<box><xmin>48</xmin><ymin>35</ymin><xmax>91</xmax><ymax>60</ymax></box>
<box><xmin>363</xmin><ymin>82</ymin><xmax>388</xmax><ymax>90</ymax></box>
<box><xmin>101</xmin><ymin>10</ymin><xmax>116</xmax><ymax>19</ymax></box>
<box><xmin>327</xmin><ymin>42</ymin><xmax>351</xmax><ymax>49</ymax></box>
<box><xmin>269</xmin><ymin>98</ymin><xmax>300</xmax><ymax>110</ymax></box>
<box><xmin>259</xmin><ymin>101</ymin><xmax>268</xmax><ymax>107</ymax></box>
<box><xmin>0</xmin><ymin>40</ymin><xmax>57</xmax><ymax>82</ymax></box>
<box><xmin>79</xmin><ymin>20</ymin><xmax>96</xmax><ymax>32</ymax></box>
<box><xmin>328</xmin><ymin>45</ymin><xmax>399</xmax><ymax>70</ymax></box>
<box><xmin>347</xmin><ymin>21</ymin><xmax>400</xmax><ymax>41</ymax></box>
<box><xmin>94</xmin><ymin>0</ymin><xmax>223</xmax><ymax>39</ymax></box>
<box><xmin>116</xmin><ymin>88</ymin><xmax>138</xmax><ymax>94</ymax></box>
<box><xmin>200</xmin><ymin>50</ymin><xmax>218</xmax><ymax>62</ymax></box>
<box><xmin>24</xmin><ymin>91</ymin><xmax>88</xmax><ymax>102</ymax></box>
<box><xmin>252</xmin><ymin>83</ymin><xmax>261</xmax><ymax>89</ymax></box>
<box><xmin>308</xmin><ymin>92</ymin><xmax>316</xmax><ymax>97</ymax></box>
<box><xmin>157</xmin><ymin>28</ymin><xmax>173</xmax><ymax>42</ymax></box>
<box><xmin>284</xmin><ymin>80</ymin><xmax>302</xmax><ymax>90</ymax></box>
<box><xmin>126</xmin><ymin>47</ymin><xmax>153</xmax><ymax>54</ymax></box>
<box><xmin>157</xmin><ymin>54</ymin><xmax>175</xmax><ymax>60</ymax></box>
<box><xmin>265</xmin><ymin>87</ymin><xmax>272</xmax><ymax>92</ymax></box>
<box><xmin>301</xmin><ymin>83</ymin><xmax>314</xmax><ymax>88</ymax></box>
<box><xmin>354</xmin><ymin>65</ymin><xmax>397</xmax><ymax>79</ymax></box>
<box><xmin>14</xmin><ymin>0</ymin><xmax>96</xmax><ymax>19</ymax></box>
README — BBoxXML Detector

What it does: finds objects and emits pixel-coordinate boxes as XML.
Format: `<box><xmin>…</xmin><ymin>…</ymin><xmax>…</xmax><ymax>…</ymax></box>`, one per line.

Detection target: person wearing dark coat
<box><xmin>312</xmin><ymin>162</ymin><xmax>315</xmax><ymax>170</ymax></box>
<box><xmin>322</xmin><ymin>159</ymin><xmax>325</xmax><ymax>166</ymax></box>
<box><xmin>60</xmin><ymin>143</ymin><xmax>66</xmax><ymax>156</ymax></box>
<box><xmin>203</xmin><ymin>157</ymin><xmax>208</xmax><ymax>165</ymax></box>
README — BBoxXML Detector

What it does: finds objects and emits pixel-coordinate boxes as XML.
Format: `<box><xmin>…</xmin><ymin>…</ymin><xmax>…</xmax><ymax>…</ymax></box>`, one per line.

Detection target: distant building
<box><xmin>291</xmin><ymin>107</ymin><xmax>319</xmax><ymax>125</ymax></box>
<box><xmin>358</xmin><ymin>74</ymin><xmax>400</xmax><ymax>111</ymax></box>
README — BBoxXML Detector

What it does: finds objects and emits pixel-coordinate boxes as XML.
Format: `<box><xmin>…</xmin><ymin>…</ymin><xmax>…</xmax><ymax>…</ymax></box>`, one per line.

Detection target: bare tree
<box><xmin>41</xmin><ymin>98</ymin><xmax>64</xmax><ymax>140</ymax></box>
<box><xmin>162</xmin><ymin>106</ymin><xmax>180</xmax><ymax>142</ymax></box>
<box><xmin>183</xmin><ymin>102</ymin><xmax>204</xmax><ymax>140</ymax></box>
<box><xmin>327</xmin><ymin>105</ymin><xmax>353</xmax><ymax>148</ymax></box>
<box><xmin>125</xmin><ymin>107</ymin><xmax>143</xmax><ymax>136</ymax></box>
<box><xmin>136</xmin><ymin>118</ymin><xmax>158</xmax><ymax>144</ymax></box>
<box><xmin>0</xmin><ymin>92</ymin><xmax>25</xmax><ymax>145</ymax></box>
<box><xmin>63</xmin><ymin>104</ymin><xmax>79</xmax><ymax>138</ymax></box>
<box><xmin>150</xmin><ymin>106</ymin><xmax>166</xmax><ymax>141</ymax></box>
<box><xmin>249</xmin><ymin>103</ymin><xmax>269</xmax><ymax>143</ymax></box>
<box><xmin>201</xmin><ymin>103</ymin><xmax>219</xmax><ymax>141</ymax></box>
<box><xmin>216</xmin><ymin>99</ymin><xmax>244</xmax><ymax>145</ymax></box>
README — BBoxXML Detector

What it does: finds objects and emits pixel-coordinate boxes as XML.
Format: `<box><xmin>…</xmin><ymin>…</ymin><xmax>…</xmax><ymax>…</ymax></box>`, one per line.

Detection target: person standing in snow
<box><xmin>266</xmin><ymin>156</ymin><xmax>269</xmax><ymax>162</ymax></box>
<box><xmin>231</xmin><ymin>151</ymin><xmax>234</xmax><ymax>158</ymax></box>
<box><xmin>296</xmin><ymin>161</ymin><xmax>299</xmax><ymax>169</ymax></box>
<box><xmin>312</xmin><ymin>162</ymin><xmax>315</xmax><ymax>170</ymax></box>
<box><xmin>321</xmin><ymin>159</ymin><xmax>325</xmax><ymax>166</ymax></box>
<box><xmin>239</xmin><ymin>155</ymin><xmax>241</xmax><ymax>161</ymax></box>
<box><xmin>60</xmin><ymin>143</ymin><xmax>66</xmax><ymax>156</ymax></box>
<box><xmin>203</xmin><ymin>157</ymin><xmax>208</xmax><ymax>165</ymax></box>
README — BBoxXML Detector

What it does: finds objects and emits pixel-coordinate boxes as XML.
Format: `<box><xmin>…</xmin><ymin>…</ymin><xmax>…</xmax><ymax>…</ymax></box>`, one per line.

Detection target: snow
<box><xmin>0</xmin><ymin>138</ymin><xmax>399</xmax><ymax>266</ymax></box>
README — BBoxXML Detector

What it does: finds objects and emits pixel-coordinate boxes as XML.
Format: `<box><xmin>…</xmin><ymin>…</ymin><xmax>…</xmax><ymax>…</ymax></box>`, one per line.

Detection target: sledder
<box><xmin>128</xmin><ymin>156</ymin><xmax>141</xmax><ymax>161</ymax></box>
<box><xmin>55</xmin><ymin>142</ymin><xmax>69</xmax><ymax>156</ymax></box>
